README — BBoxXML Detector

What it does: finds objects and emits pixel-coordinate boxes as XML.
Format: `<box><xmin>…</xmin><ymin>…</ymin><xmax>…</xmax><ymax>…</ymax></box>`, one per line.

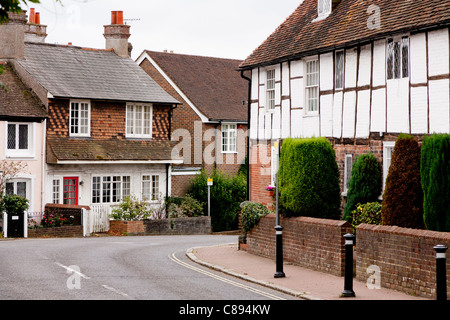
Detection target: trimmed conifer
<box><xmin>381</xmin><ymin>134</ymin><xmax>424</xmax><ymax>229</ymax></box>
<box><xmin>343</xmin><ymin>153</ymin><xmax>382</xmax><ymax>222</ymax></box>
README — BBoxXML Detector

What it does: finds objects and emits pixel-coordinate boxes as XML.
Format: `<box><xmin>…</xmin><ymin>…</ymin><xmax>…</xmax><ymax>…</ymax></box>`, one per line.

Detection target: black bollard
<box><xmin>341</xmin><ymin>233</ymin><xmax>356</xmax><ymax>298</ymax></box>
<box><xmin>274</xmin><ymin>225</ymin><xmax>285</xmax><ymax>278</ymax></box>
<box><xmin>434</xmin><ymin>245</ymin><xmax>448</xmax><ymax>301</ymax></box>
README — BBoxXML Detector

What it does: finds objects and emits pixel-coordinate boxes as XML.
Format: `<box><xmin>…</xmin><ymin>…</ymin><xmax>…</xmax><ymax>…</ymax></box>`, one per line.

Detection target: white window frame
<box><xmin>142</xmin><ymin>174</ymin><xmax>160</xmax><ymax>201</ymax></box>
<box><xmin>266</xmin><ymin>69</ymin><xmax>276</xmax><ymax>111</ymax></box>
<box><xmin>126</xmin><ymin>103</ymin><xmax>153</xmax><ymax>139</ymax></box>
<box><xmin>5</xmin><ymin>122</ymin><xmax>35</xmax><ymax>158</ymax></box>
<box><xmin>5</xmin><ymin>177</ymin><xmax>32</xmax><ymax>210</ymax></box>
<box><xmin>386</xmin><ymin>36</ymin><xmax>409</xmax><ymax>80</ymax></box>
<box><xmin>70</xmin><ymin>100</ymin><xmax>91</xmax><ymax>137</ymax></box>
<box><xmin>335</xmin><ymin>50</ymin><xmax>345</xmax><ymax>90</ymax></box>
<box><xmin>91</xmin><ymin>175</ymin><xmax>131</xmax><ymax>204</ymax></box>
<box><xmin>343</xmin><ymin>154</ymin><xmax>353</xmax><ymax>195</ymax></box>
<box><xmin>383</xmin><ymin>141</ymin><xmax>396</xmax><ymax>192</ymax></box>
<box><xmin>305</xmin><ymin>58</ymin><xmax>319</xmax><ymax>114</ymax></box>
<box><xmin>318</xmin><ymin>0</ymin><xmax>332</xmax><ymax>18</ymax></box>
<box><xmin>221</xmin><ymin>123</ymin><xmax>237</xmax><ymax>153</ymax></box>
<box><xmin>52</xmin><ymin>179</ymin><xmax>60</xmax><ymax>204</ymax></box>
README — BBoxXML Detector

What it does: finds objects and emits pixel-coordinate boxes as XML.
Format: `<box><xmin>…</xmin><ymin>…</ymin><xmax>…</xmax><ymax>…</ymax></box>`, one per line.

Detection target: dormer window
<box><xmin>318</xmin><ymin>0</ymin><xmax>332</xmax><ymax>18</ymax></box>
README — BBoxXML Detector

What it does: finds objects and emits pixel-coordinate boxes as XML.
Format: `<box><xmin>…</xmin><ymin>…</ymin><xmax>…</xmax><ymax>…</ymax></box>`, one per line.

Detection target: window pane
<box><xmin>18</xmin><ymin>124</ymin><xmax>28</xmax><ymax>150</ymax></box>
<box><xmin>394</xmin><ymin>41</ymin><xmax>401</xmax><ymax>79</ymax></box>
<box><xmin>92</xmin><ymin>177</ymin><xmax>101</xmax><ymax>203</ymax></box>
<box><xmin>122</xmin><ymin>176</ymin><xmax>131</xmax><ymax>198</ymax></box>
<box><xmin>402</xmin><ymin>37</ymin><xmax>409</xmax><ymax>78</ymax></box>
<box><xmin>387</xmin><ymin>39</ymin><xmax>394</xmax><ymax>80</ymax></box>
<box><xmin>5</xmin><ymin>182</ymin><xmax>14</xmax><ymax>196</ymax></box>
<box><xmin>112</xmin><ymin>176</ymin><xmax>121</xmax><ymax>203</ymax></box>
<box><xmin>127</xmin><ymin>105</ymin><xmax>134</xmax><ymax>135</ymax></box>
<box><xmin>266</xmin><ymin>70</ymin><xmax>276</xmax><ymax>110</ymax></box>
<box><xmin>16</xmin><ymin>182</ymin><xmax>26</xmax><ymax>198</ymax></box>
<box><xmin>152</xmin><ymin>175</ymin><xmax>159</xmax><ymax>200</ymax></box>
<box><xmin>7</xmin><ymin>124</ymin><xmax>16</xmax><ymax>150</ymax></box>
<box><xmin>53</xmin><ymin>180</ymin><xmax>60</xmax><ymax>204</ymax></box>
<box><xmin>335</xmin><ymin>51</ymin><xmax>344</xmax><ymax>89</ymax></box>
<box><xmin>71</xmin><ymin>103</ymin><xmax>79</xmax><ymax>134</ymax></box>
<box><xmin>102</xmin><ymin>176</ymin><xmax>111</xmax><ymax>203</ymax></box>
<box><xmin>135</xmin><ymin>106</ymin><xmax>142</xmax><ymax>135</ymax></box>
<box><xmin>144</xmin><ymin>106</ymin><xmax>152</xmax><ymax>135</ymax></box>
<box><xmin>142</xmin><ymin>176</ymin><xmax>151</xmax><ymax>201</ymax></box>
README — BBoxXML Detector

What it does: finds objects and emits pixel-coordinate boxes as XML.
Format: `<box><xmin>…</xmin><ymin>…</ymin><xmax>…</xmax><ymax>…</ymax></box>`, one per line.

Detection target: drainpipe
<box><xmin>240</xmin><ymin>70</ymin><xmax>251</xmax><ymax>201</ymax></box>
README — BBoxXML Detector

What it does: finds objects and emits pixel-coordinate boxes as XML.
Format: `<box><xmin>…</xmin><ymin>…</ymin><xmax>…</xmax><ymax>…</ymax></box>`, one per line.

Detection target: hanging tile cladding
<box><xmin>47</xmin><ymin>99</ymin><xmax>170</xmax><ymax>141</ymax></box>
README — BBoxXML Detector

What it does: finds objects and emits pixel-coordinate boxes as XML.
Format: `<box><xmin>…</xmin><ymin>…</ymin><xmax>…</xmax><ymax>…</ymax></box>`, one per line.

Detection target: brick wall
<box><xmin>249</xmin><ymin>141</ymin><xmax>274</xmax><ymax>209</ymax></box>
<box><xmin>47</xmin><ymin>98</ymin><xmax>170</xmax><ymax>141</ymax></box>
<box><xmin>28</xmin><ymin>226</ymin><xmax>84</xmax><ymax>238</ymax></box>
<box><xmin>109</xmin><ymin>217</ymin><xmax>211</xmax><ymax>235</ymax></box>
<box><xmin>356</xmin><ymin>224</ymin><xmax>450</xmax><ymax>299</ymax></box>
<box><xmin>246</xmin><ymin>214</ymin><xmax>353</xmax><ymax>276</ymax></box>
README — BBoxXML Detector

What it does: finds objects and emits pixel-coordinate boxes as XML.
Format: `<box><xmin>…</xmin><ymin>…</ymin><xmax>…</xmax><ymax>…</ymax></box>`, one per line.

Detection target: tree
<box><xmin>278</xmin><ymin>137</ymin><xmax>341</xmax><ymax>219</ymax></box>
<box><xmin>420</xmin><ymin>134</ymin><xmax>450</xmax><ymax>232</ymax></box>
<box><xmin>343</xmin><ymin>153</ymin><xmax>382</xmax><ymax>222</ymax></box>
<box><xmin>381</xmin><ymin>134</ymin><xmax>424</xmax><ymax>229</ymax></box>
<box><xmin>0</xmin><ymin>0</ymin><xmax>45</xmax><ymax>23</ymax></box>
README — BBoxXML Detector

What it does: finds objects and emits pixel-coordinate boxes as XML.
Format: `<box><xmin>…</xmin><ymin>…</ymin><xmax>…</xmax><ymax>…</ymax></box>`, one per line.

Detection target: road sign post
<box><xmin>207</xmin><ymin>178</ymin><xmax>213</xmax><ymax>217</ymax></box>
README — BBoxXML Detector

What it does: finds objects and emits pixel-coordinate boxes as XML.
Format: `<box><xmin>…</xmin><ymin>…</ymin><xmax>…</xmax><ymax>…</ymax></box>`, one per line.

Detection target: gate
<box><xmin>6</xmin><ymin>212</ymin><xmax>25</xmax><ymax>238</ymax></box>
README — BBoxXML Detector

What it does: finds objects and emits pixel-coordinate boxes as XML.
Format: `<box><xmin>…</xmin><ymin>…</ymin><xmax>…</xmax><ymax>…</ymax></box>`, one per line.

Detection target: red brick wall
<box><xmin>28</xmin><ymin>226</ymin><xmax>84</xmax><ymax>238</ymax></box>
<box><xmin>249</xmin><ymin>141</ymin><xmax>274</xmax><ymax>209</ymax></box>
<box><xmin>246</xmin><ymin>214</ymin><xmax>353</xmax><ymax>276</ymax></box>
<box><xmin>47</xmin><ymin>98</ymin><xmax>170</xmax><ymax>141</ymax></box>
<box><xmin>356</xmin><ymin>224</ymin><xmax>450</xmax><ymax>299</ymax></box>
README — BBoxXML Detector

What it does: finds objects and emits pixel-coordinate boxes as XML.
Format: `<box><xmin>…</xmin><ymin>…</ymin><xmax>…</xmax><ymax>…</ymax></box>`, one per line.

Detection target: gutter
<box><xmin>240</xmin><ymin>70</ymin><xmax>251</xmax><ymax>201</ymax></box>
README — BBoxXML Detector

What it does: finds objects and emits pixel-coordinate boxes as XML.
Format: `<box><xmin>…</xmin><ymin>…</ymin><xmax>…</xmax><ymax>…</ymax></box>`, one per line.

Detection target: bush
<box><xmin>110</xmin><ymin>195</ymin><xmax>152</xmax><ymax>221</ymax></box>
<box><xmin>187</xmin><ymin>169</ymin><xmax>247</xmax><ymax>232</ymax></box>
<box><xmin>343</xmin><ymin>153</ymin><xmax>382</xmax><ymax>222</ymax></box>
<box><xmin>167</xmin><ymin>195</ymin><xmax>204</xmax><ymax>218</ymax></box>
<box><xmin>278</xmin><ymin>137</ymin><xmax>341</xmax><ymax>219</ymax></box>
<box><xmin>1</xmin><ymin>194</ymin><xmax>29</xmax><ymax>215</ymax></box>
<box><xmin>421</xmin><ymin>134</ymin><xmax>450</xmax><ymax>232</ymax></box>
<box><xmin>240</xmin><ymin>201</ymin><xmax>271</xmax><ymax>234</ymax></box>
<box><xmin>381</xmin><ymin>134</ymin><xmax>424</xmax><ymax>229</ymax></box>
<box><xmin>350</xmin><ymin>202</ymin><xmax>382</xmax><ymax>233</ymax></box>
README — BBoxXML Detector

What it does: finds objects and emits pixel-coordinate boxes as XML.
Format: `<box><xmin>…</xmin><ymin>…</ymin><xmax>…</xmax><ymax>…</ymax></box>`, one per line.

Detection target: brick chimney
<box><xmin>104</xmin><ymin>11</ymin><xmax>131</xmax><ymax>58</ymax></box>
<box><xmin>0</xmin><ymin>10</ymin><xmax>27</xmax><ymax>60</ymax></box>
<box><xmin>24</xmin><ymin>8</ymin><xmax>48</xmax><ymax>43</ymax></box>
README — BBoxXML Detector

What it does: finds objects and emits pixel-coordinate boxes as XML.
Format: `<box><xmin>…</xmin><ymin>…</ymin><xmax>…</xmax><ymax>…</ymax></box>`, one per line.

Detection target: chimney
<box><xmin>24</xmin><ymin>8</ymin><xmax>48</xmax><ymax>43</ymax></box>
<box><xmin>0</xmin><ymin>10</ymin><xmax>28</xmax><ymax>60</ymax></box>
<box><xmin>104</xmin><ymin>11</ymin><xmax>131</xmax><ymax>58</ymax></box>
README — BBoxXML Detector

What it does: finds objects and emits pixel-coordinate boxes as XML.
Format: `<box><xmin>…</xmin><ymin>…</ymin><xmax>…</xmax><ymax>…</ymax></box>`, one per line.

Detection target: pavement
<box><xmin>186</xmin><ymin>243</ymin><xmax>430</xmax><ymax>301</ymax></box>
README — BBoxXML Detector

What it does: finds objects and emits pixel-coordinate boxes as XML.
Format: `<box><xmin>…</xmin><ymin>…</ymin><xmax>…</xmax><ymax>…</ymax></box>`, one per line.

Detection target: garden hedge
<box><xmin>278</xmin><ymin>137</ymin><xmax>341</xmax><ymax>219</ymax></box>
<box><xmin>420</xmin><ymin>134</ymin><xmax>450</xmax><ymax>232</ymax></box>
<box><xmin>381</xmin><ymin>134</ymin><xmax>424</xmax><ymax>229</ymax></box>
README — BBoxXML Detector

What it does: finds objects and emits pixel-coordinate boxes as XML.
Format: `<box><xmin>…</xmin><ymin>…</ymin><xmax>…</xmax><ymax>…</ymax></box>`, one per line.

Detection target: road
<box><xmin>0</xmin><ymin>235</ymin><xmax>298</xmax><ymax>301</ymax></box>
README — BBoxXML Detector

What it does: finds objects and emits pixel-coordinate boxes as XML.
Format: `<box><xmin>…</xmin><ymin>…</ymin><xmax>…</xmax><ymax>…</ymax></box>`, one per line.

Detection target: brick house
<box><xmin>1</xmin><ymin>10</ymin><xmax>181</xmax><ymax>220</ymax></box>
<box><xmin>137</xmin><ymin>51</ymin><xmax>249</xmax><ymax>197</ymax></box>
<box><xmin>238</xmin><ymin>0</ymin><xmax>450</xmax><ymax>209</ymax></box>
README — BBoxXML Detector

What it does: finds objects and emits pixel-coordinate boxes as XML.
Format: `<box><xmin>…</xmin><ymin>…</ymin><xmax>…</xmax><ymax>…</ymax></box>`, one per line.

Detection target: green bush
<box><xmin>167</xmin><ymin>195</ymin><xmax>204</xmax><ymax>218</ymax></box>
<box><xmin>343</xmin><ymin>153</ymin><xmax>382</xmax><ymax>222</ymax></box>
<box><xmin>421</xmin><ymin>134</ymin><xmax>450</xmax><ymax>232</ymax></box>
<box><xmin>278</xmin><ymin>137</ymin><xmax>341</xmax><ymax>219</ymax></box>
<box><xmin>187</xmin><ymin>169</ymin><xmax>247</xmax><ymax>232</ymax></box>
<box><xmin>350</xmin><ymin>202</ymin><xmax>382</xmax><ymax>233</ymax></box>
<box><xmin>110</xmin><ymin>195</ymin><xmax>152</xmax><ymax>221</ymax></box>
<box><xmin>381</xmin><ymin>134</ymin><xmax>424</xmax><ymax>229</ymax></box>
<box><xmin>240</xmin><ymin>201</ymin><xmax>271</xmax><ymax>234</ymax></box>
<box><xmin>1</xmin><ymin>194</ymin><xmax>29</xmax><ymax>215</ymax></box>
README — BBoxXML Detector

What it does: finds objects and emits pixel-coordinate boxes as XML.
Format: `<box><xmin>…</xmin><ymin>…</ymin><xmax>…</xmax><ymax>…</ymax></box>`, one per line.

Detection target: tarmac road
<box><xmin>0</xmin><ymin>235</ymin><xmax>299</xmax><ymax>301</ymax></box>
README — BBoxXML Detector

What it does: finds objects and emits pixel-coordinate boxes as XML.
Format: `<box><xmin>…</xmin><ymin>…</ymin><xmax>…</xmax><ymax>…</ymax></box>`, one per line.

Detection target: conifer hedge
<box><xmin>343</xmin><ymin>153</ymin><xmax>382</xmax><ymax>222</ymax></box>
<box><xmin>420</xmin><ymin>134</ymin><xmax>450</xmax><ymax>232</ymax></box>
<box><xmin>381</xmin><ymin>134</ymin><xmax>424</xmax><ymax>229</ymax></box>
<box><xmin>278</xmin><ymin>137</ymin><xmax>341</xmax><ymax>219</ymax></box>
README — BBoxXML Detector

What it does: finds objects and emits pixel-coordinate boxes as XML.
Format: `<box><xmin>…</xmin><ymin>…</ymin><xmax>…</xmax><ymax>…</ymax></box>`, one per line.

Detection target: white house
<box><xmin>239</xmin><ymin>0</ymin><xmax>450</xmax><ymax>209</ymax></box>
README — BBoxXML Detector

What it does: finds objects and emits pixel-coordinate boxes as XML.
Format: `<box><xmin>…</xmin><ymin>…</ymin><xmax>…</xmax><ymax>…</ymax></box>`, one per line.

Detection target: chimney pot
<box><xmin>29</xmin><ymin>8</ymin><xmax>35</xmax><ymax>23</ymax></box>
<box><xmin>35</xmin><ymin>12</ymin><xmax>40</xmax><ymax>25</ymax></box>
<box><xmin>111</xmin><ymin>11</ymin><xmax>117</xmax><ymax>25</ymax></box>
<box><xmin>117</xmin><ymin>11</ymin><xmax>124</xmax><ymax>25</ymax></box>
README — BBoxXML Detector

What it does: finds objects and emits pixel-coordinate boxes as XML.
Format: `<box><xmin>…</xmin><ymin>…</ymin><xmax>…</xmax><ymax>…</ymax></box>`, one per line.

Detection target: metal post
<box><xmin>341</xmin><ymin>233</ymin><xmax>356</xmax><ymax>297</ymax></box>
<box><xmin>207</xmin><ymin>185</ymin><xmax>210</xmax><ymax>217</ymax></box>
<box><xmin>434</xmin><ymin>244</ymin><xmax>448</xmax><ymax>301</ymax></box>
<box><xmin>274</xmin><ymin>140</ymin><xmax>285</xmax><ymax>278</ymax></box>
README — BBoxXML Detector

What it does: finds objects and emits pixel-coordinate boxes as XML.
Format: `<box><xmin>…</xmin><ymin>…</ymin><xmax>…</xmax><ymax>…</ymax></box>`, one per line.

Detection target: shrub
<box><xmin>110</xmin><ymin>195</ymin><xmax>152</xmax><ymax>221</ymax></box>
<box><xmin>421</xmin><ymin>134</ymin><xmax>450</xmax><ymax>232</ymax></box>
<box><xmin>1</xmin><ymin>194</ymin><xmax>29</xmax><ymax>215</ymax></box>
<box><xmin>240</xmin><ymin>201</ymin><xmax>271</xmax><ymax>234</ymax></box>
<box><xmin>343</xmin><ymin>153</ymin><xmax>382</xmax><ymax>222</ymax></box>
<box><xmin>381</xmin><ymin>134</ymin><xmax>424</xmax><ymax>229</ymax></box>
<box><xmin>187</xmin><ymin>169</ymin><xmax>247</xmax><ymax>232</ymax></box>
<box><xmin>167</xmin><ymin>195</ymin><xmax>204</xmax><ymax>218</ymax></box>
<box><xmin>350</xmin><ymin>202</ymin><xmax>382</xmax><ymax>233</ymax></box>
<box><xmin>278</xmin><ymin>137</ymin><xmax>341</xmax><ymax>219</ymax></box>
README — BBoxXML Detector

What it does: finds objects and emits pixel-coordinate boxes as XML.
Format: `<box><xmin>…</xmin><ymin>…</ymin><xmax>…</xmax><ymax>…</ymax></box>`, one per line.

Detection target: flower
<box><xmin>266</xmin><ymin>185</ymin><xmax>275</xmax><ymax>191</ymax></box>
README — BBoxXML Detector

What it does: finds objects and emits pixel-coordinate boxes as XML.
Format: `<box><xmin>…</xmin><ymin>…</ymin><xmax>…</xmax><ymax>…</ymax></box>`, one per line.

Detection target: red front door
<box><xmin>63</xmin><ymin>177</ymin><xmax>79</xmax><ymax>205</ymax></box>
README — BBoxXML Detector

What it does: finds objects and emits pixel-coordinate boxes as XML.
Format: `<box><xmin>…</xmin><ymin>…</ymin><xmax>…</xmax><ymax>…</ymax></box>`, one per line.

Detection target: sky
<box><xmin>24</xmin><ymin>0</ymin><xmax>301</xmax><ymax>61</ymax></box>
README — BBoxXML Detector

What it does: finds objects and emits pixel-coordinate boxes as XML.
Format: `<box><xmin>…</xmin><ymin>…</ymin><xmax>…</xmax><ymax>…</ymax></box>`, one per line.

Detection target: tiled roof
<box><xmin>18</xmin><ymin>43</ymin><xmax>179</xmax><ymax>104</ymax></box>
<box><xmin>146</xmin><ymin>51</ymin><xmax>248</xmax><ymax>122</ymax></box>
<box><xmin>0</xmin><ymin>62</ymin><xmax>47</xmax><ymax>119</ymax></box>
<box><xmin>240</xmin><ymin>0</ymin><xmax>450</xmax><ymax>69</ymax></box>
<box><xmin>46</xmin><ymin>137</ymin><xmax>181</xmax><ymax>163</ymax></box>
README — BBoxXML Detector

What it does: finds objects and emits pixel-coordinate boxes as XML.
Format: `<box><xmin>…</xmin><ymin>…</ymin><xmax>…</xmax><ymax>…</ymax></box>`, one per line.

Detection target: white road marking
<box><xmin>169</xmin><ymin>253</ymin><xmax>286</xmax><ymax>300</ymax></box>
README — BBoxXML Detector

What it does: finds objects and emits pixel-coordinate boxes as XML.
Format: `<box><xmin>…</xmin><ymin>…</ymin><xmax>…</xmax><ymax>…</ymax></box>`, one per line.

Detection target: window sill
<box><xmin>303</xmin><ymin>113</ymin><xmax>319</xmax><ymax>118</ymax></box>
<box><xmin>221</xmin><ymin>151</ymin><xmax>238</xmax><ymax>154</ymax></box>
<box><xmin>5</xmin><ymin>154</ymin><xmax>36</xmax><ymax>160</ymax></box>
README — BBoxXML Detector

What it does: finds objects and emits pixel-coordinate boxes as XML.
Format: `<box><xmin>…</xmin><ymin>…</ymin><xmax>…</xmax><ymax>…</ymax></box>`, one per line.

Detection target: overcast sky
<box><xmin>24</xmin><ymin>0</ymin><xmax>301</xmax><ymax>61</ymax></box>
